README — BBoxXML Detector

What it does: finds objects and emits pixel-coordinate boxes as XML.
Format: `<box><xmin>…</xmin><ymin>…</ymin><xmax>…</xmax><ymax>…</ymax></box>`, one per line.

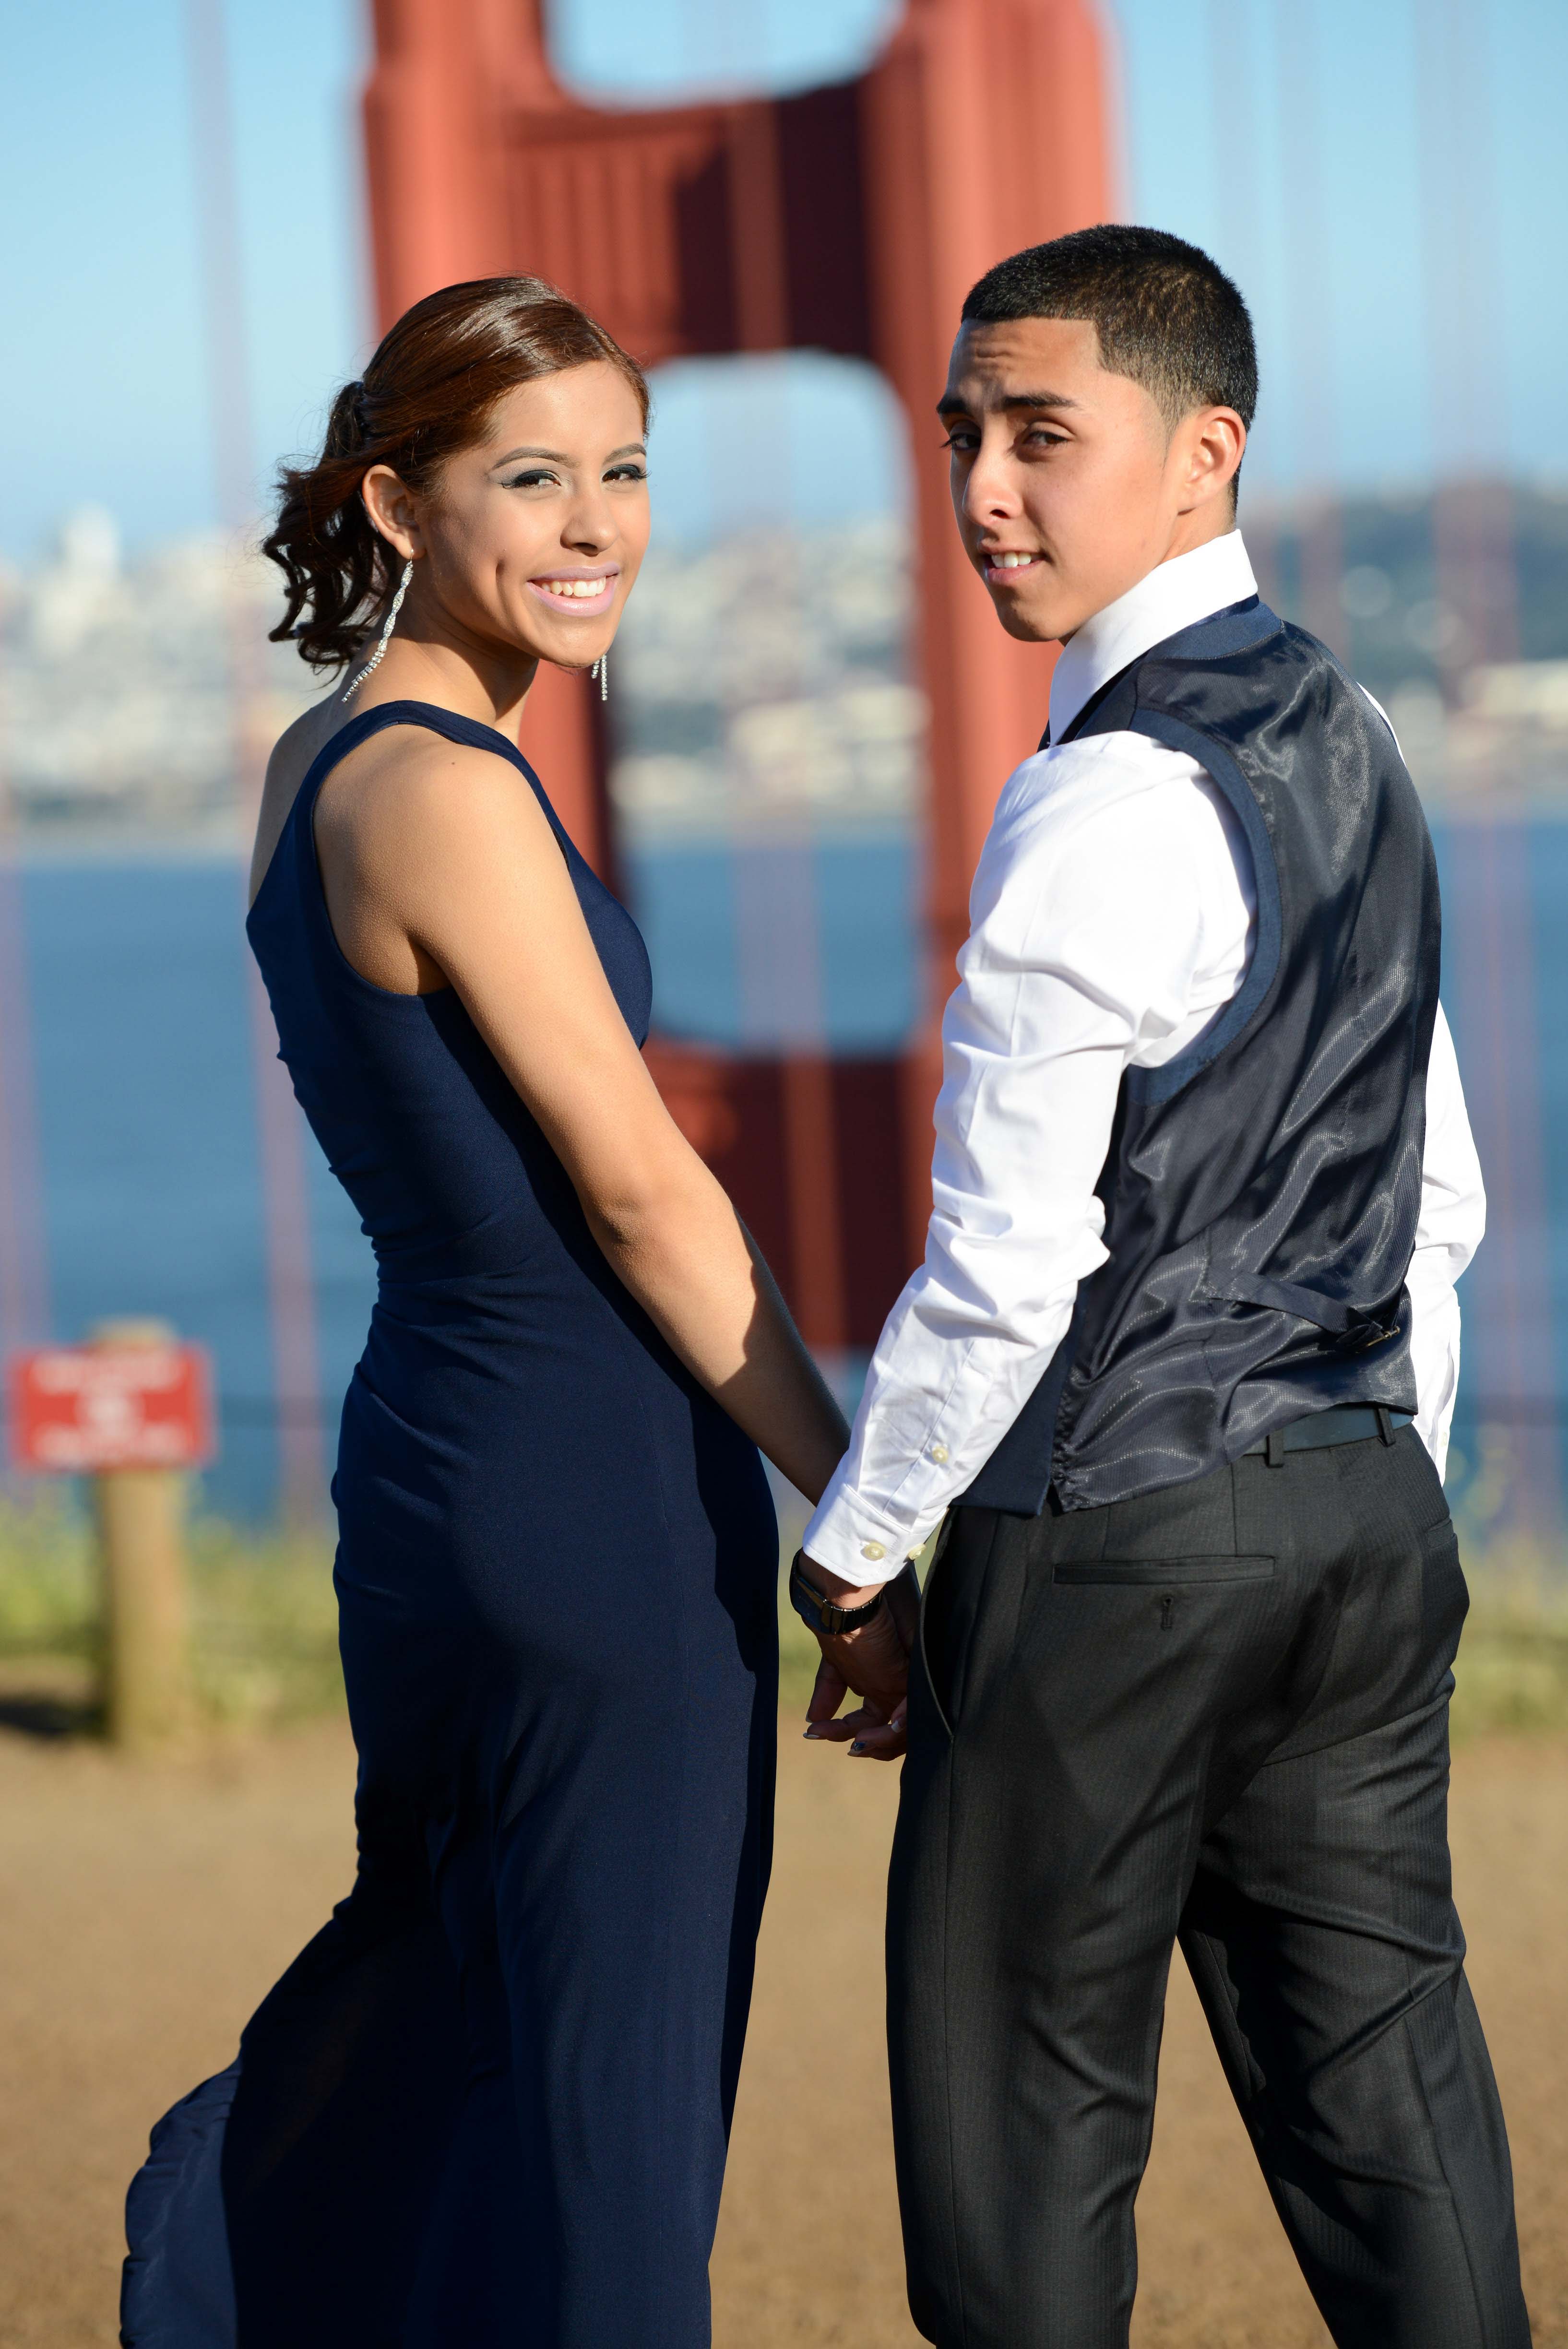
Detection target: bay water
<box><xmin>10</xmin><ymin>825</ymin><xmax>1566</xmax><ymax>1528</ymax></box>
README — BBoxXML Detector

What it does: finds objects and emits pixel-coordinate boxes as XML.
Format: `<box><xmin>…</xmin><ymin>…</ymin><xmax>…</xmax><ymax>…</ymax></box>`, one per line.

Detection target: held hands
<box><xmin>802</xmin><ymin>1559</ymin><xmax>921</xmax><ymax>1762</ymax></box>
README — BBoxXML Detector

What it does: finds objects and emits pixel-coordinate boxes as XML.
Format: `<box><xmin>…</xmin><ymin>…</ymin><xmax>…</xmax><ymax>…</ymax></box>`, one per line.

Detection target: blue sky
<box><xmin>2</xmin><ymin>0</ymin><xmax>1564</xmax><ymax>562</ymax></box>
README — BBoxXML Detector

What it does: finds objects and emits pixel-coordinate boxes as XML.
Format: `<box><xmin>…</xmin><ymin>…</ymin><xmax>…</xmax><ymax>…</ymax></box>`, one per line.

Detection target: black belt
<box><xmin>1243</xmin><ymin>1404</ymin><xmax>1413</xmax><ymax>1463</ymax></box>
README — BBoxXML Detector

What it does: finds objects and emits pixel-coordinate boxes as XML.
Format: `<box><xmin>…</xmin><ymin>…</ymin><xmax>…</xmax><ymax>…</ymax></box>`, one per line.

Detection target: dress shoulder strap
<box><xmin>290</xmin><ymin>699</ymin><xmax>573</xmax><ymax>856</ymax></box>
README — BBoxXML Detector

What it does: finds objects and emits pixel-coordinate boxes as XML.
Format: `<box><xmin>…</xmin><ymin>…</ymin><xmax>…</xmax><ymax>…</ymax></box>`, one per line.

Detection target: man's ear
<box><xmin>1183</xmin><ymin>406</ymin><xmax>1247</xmax><ymax>513</ymax></box>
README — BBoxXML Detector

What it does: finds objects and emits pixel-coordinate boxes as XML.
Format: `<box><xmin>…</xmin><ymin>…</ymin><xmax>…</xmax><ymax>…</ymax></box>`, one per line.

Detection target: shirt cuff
<box><xmin>802</xmin><ymin>1478</ymin><xmax>939</xmax><ymax>1587</ymax></box>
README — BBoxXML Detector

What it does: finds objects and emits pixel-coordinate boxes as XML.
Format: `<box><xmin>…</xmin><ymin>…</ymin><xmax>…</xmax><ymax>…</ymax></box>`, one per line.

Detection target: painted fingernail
<box><xmin>803</xmin><ymin>1725</ymin><xmax>822</xmax><ymax>1738</ymax></box>
<box><xmin>849</xmin><ymin>1740</ymin><xmax>867</xmax><ymax>1755</ymax></box>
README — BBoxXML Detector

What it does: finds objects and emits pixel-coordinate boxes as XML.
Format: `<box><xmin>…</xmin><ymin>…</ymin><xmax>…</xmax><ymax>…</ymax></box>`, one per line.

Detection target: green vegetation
<box><xmin>0</xmin><ymin>1489</ymin><xmax>96</xmax><ymax>1659</ymax></box>
<box><xmin>182</xmin><ymin>1517</ymin><xmax>344</xmax><ymax>1726</ymax></box>
<box><xmin>0</xmin><ymin>1491</ymin><xmax>1563</xmax><ymax>1744</ymax></box>
<box><xmin>0</xmin><ymin>1489</ymin><xmax>342</xmax><ymax>1733</ymax></box>
<box><xmin>1449</xmin><ymin>1550</ymin><xmax>1568</xmax><ymax>1743</ymax></box>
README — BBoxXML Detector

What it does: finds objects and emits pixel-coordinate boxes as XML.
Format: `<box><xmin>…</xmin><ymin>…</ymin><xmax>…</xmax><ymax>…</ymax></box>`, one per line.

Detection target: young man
<box><xmin>791</xmin><ymin>227</ymin><xmax>1528</xmax><ymax>2348</ymax></box>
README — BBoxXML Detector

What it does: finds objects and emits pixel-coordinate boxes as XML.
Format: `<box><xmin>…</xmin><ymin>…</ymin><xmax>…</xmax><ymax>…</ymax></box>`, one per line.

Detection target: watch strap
<box><xmin>788</xmin><ymin>1551</ymin><xmax>891</xmax><ymax>1637</ymax></box>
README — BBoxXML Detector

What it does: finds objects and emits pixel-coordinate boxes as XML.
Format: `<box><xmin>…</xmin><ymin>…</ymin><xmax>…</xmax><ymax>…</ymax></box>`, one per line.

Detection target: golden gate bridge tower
<box><xmin>362</xmin><ymin>0</ymin><xmax>1115</xmax><ymax>1347</ymax></box>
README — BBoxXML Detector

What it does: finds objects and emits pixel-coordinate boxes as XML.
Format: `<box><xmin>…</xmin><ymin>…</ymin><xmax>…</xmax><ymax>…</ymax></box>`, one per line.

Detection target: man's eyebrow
<box><xmin>935</xmin><ymin>388</ymin><xmax>1083</xmax><ymax>417</ymax></box>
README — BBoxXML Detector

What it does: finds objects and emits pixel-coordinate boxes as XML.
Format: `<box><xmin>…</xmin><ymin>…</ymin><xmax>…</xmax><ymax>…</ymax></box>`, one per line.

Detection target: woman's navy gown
<box><xmin>121</xmin><ymin>703</ymin><xmax>779</xmax><ymax>2348</ymax></box>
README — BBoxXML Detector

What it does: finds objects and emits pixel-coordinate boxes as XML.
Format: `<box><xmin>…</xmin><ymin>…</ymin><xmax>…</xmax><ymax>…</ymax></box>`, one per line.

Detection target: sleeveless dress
<box><xmin>121</xmin><ymin>702</ymin><xmax>779</xmax><ymax>2349</ymax></box>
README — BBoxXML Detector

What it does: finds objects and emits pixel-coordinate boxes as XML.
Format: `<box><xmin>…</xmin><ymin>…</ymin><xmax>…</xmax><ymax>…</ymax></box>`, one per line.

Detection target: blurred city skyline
<box><xmin>3</xmin><ymin>0</ymin><xmax>1566</xmax><ymax>565</ymax></box>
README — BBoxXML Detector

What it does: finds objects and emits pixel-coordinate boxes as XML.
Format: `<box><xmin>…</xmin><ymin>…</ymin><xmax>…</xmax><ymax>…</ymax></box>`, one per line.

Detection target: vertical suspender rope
<box><xmin>0</xmin><ymin>711</ymin><xmax>52</xmax><ymax>1466</ymax></box>
<box><xmin>1272</xmin><ymin>0</ymin><xmax>1348</xmax><ymax>664</ymax></box>
<box><xmin>1204</xmin><ymin>0</ymin><xmax>1283</xmax><ymax>611</ymax></box>
<box><xmin>1415</xmin><ymin>0</ymin><xmax>1561</xmax><ymax>1546</ymax></box>
<box><xmin>184</xmin><ymin>0</ymin><xmax>326</xmax><ymax>1527</ymax></box>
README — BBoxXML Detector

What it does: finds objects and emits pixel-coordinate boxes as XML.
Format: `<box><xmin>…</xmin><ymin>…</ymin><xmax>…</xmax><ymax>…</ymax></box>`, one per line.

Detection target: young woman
<box><xmin>121</xmin><ymin>277</ymin><xmax>851</xmax><ymax>2349</ymax></box>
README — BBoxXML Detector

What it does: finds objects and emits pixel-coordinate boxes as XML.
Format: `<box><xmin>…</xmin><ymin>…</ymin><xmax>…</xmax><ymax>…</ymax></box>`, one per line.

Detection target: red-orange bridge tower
<box><xmin>364</xmin><ymin>0</ymin><xmax>1114</xmax><ymax>1347</ymax></box>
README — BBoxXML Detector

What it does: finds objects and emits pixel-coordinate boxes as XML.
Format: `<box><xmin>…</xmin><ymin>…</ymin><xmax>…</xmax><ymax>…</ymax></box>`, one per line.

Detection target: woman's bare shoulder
<box><xmin>321</xmin><ymin>724</ymin><xmax>557</xmax><ymax>875</ymax></box>
<box><xmin>312</xmin><ymin>723</ymin><xmax>572</xmax><ymax>994</ymax></box>
<box><xmin>248</xmin><ymin>690</ymin><xmax>347</xmax><ymax>905</ymax></box>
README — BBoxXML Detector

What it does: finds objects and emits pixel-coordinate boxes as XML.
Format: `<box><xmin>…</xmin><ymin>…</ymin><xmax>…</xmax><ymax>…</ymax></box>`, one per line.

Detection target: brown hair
<box><xmin>263</xmin><ymin>276</ymin><xmax>650</xmax><ymax>674</ymax></box>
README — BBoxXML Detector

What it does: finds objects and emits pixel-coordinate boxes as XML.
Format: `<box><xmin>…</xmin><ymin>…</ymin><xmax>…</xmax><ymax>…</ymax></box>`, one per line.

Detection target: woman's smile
<box><xmin>525</xmin><ymin>561</ymin><xmax>619</xmax><ymax>615</ymax></box>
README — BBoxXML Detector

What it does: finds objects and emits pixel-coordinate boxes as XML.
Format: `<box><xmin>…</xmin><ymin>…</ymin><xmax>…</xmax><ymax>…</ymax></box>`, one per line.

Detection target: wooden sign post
<box><xmin>7</xmin><ymin>1322</ymin><xmax>215</xmax><ymax>1749</ymax></box>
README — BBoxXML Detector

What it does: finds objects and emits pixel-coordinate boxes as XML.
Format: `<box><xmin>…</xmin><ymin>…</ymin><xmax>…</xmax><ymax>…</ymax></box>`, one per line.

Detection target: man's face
<box><xmin>938</xmin><ymin>316</ymin><xmax>1241</xmax><ymax>644</ymax></box>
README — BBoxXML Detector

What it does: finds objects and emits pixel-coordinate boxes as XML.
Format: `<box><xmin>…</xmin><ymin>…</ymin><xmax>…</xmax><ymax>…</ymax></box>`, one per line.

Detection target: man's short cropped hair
<box><xmin>962</xmin><ymin>225</ymin><xmax>1258</xmax><ymax>449</ymax></box>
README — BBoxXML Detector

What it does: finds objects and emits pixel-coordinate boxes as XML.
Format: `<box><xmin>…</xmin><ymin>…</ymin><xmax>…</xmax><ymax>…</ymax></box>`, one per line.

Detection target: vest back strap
<box><xmin>1245</xmin><ymin>1405</ymin><xmax>1414</xmax><ymax>1464</ymax></box>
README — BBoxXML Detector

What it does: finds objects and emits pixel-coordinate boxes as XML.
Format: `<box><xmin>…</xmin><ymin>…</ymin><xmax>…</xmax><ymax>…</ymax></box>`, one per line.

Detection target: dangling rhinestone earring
<box><xmin>343</xmin><ymin>559</ymin><xmax>414</xmax><ymax>703</ymax></box>
<box><xmin>590</xmin><ymin>653</ymin><xmax>609</xmax><ymax>703</ymax></box>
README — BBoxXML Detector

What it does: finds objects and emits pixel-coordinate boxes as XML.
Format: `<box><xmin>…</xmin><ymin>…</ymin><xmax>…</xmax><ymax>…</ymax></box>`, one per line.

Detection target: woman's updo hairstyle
<box><xmin>264</xmin><ymin>276</ymin><xmax>650</xmax><ymax>674</ymax></box>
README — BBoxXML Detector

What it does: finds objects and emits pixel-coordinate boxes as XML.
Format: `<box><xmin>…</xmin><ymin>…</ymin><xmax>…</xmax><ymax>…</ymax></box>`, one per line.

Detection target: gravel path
<box><xmin>1</xmin><ymin>1706</ymin><xmax>1562</xmax><ymax>2346</ymax></box>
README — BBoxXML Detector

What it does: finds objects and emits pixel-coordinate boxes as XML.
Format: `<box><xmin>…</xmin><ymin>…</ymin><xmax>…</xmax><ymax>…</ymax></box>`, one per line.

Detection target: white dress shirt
<box><xmin>805</xmin><ymin>531</ymin><xmax>1486</xmax><ymax>1586</ymax></box>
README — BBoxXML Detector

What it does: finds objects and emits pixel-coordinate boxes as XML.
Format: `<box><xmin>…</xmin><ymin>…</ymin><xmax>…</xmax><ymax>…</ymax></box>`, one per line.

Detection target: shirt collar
<box><xmin>1047</xmin><ymin>531</ymin><xmax>1260</xmax><ymax>741</ymax></box>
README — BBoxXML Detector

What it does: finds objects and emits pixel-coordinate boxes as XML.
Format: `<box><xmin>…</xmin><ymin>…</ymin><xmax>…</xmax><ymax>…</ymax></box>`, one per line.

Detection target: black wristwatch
<box><xmin>788</xmin><ymin>1550</ymin><xmax>894</xmax><ymax>1637</ymax></box>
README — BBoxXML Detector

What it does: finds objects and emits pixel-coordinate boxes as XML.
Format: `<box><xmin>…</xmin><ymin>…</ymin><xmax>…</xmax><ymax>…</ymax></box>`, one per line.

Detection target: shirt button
<box><xmin>861</xmin><ymin>1541</ymin><xmax>887</xmax><ymax>1562</ymax></box>
<box><xmin>929</xmin><ymin>1443</ymin><xmax>950</xmax><ymax>1464</ymax></box>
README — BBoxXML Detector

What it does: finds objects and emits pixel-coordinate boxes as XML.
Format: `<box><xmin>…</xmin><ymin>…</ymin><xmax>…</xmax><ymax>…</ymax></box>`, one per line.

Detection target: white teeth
<box><xmin>542</xmin><ymin>578</ymin><xmax>609</xmax><ymax>597</ymax></box>
<box><xmin>991</xmin><ymin>553</ymin><xmax>1034</xmax><ymax>569</ymax></box>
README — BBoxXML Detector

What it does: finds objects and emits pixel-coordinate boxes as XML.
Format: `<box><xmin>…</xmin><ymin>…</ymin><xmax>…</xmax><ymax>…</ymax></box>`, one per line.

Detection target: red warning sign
<box><xmin>7</xmin><ymin>1344</ymin><xmax>215</xmax><ymax>1472</ymax></box>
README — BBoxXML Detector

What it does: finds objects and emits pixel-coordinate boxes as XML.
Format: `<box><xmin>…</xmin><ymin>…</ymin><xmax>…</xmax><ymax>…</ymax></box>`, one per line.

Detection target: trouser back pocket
<box><xmin>1051</xmin><ymin>1556</ymin><xmax>1276</xmax><ymax>1586</ymax></box>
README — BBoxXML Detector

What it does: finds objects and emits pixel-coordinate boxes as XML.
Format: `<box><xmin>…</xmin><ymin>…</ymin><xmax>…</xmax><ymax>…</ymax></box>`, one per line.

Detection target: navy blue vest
<box><xmin>964</xmin><ymin>596</ymin><xmax>1442</xmax><ymax>1517</ymax></box>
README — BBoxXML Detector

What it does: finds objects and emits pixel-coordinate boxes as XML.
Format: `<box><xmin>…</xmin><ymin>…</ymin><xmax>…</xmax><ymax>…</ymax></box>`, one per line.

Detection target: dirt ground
<box><xmin>1</xmin><ymin>1697</ymin><xmax>1565</xmax><ymax>2348</ymax></box>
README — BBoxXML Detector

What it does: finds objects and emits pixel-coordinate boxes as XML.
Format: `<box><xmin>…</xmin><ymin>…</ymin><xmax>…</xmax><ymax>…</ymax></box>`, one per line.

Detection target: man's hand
<box><xmin>802</xmin><ymin>1559</ymin><xmax>921</xmax><ymax>1761</ymax></box>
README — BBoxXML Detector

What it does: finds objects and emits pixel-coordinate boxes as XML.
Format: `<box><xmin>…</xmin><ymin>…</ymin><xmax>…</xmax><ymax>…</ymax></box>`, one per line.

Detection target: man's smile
<box><xmin>980</xmin><ymin>549</ymin><xmax>1045</xmax><ymax>582</ymax></box>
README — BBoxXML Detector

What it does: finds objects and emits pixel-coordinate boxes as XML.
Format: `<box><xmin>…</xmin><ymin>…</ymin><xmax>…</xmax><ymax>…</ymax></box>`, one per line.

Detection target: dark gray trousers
<box><xmin>888</xmin><ymin>1427</ymin><xmax>1530</xmax><ymax>2349</ymax></box>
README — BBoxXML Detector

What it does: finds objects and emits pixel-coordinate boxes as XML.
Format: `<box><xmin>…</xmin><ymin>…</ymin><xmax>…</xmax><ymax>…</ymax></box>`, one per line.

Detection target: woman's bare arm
<box><xmin>312</xmin><ymin>733</ymin><xmax>850</xmax><ymax>1501</ymax></box>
